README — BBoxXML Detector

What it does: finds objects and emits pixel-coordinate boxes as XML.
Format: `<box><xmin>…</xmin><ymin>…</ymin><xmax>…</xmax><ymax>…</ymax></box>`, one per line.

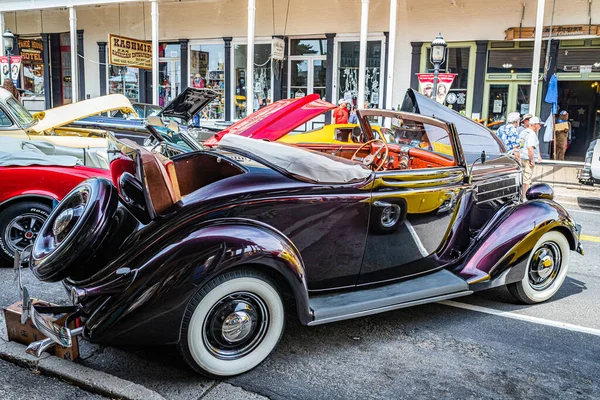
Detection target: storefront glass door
<box><xmin>484</xmin><ymin>82</ymin><xmax>531</xmax><ymax>132</ymax></box>
<box><xmin>159</xmin><ymin>43</ymin><xmax>181</xmax><ymax>108</ymax></box>
<box><xmin>289</xmin><ymin>56</ymin><xmax>326</xmax><ymax>100</ymax></box>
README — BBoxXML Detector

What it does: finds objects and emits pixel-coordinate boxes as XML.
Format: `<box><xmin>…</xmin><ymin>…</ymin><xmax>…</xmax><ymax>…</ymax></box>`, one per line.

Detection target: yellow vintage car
<box><xmin>278</xmin><ymin>123</ymin><xmax>386</xmax><ymax>145</ymax></box>
<box><xmin>0</xmin><ymin>88</ymin><xmax>136</xmax><ymax>149</ymax></box>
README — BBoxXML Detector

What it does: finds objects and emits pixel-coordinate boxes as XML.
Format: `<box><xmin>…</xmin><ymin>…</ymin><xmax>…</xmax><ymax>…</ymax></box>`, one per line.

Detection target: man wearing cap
<box><xmin>554</xmin><ymin>110</ymin><xmax>571</xmax><ymax>160</ymax></box>
<box><xmin>517</xmin><ymin>113</ymin><xmax>533</xmax><ymax>135</ymax></box>
<box><xmin>497</xmin><ymin>112</ymin><xmax>521</xmax><ymax>160</ymax></box>
<box><xmin>519</xmin><ymin>116</ymin><xmax>542</xmax><ymax>195</ymax></box>
<box><xmin>333</xmin><ymin>99</ymin><xmax>349</xmax><ymax>124</ymax></box>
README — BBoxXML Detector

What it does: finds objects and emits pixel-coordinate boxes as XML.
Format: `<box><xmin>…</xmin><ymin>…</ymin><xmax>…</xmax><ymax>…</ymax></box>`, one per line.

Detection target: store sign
<box><xmin>108</xmin><ymin>34</ymin><xmax>152</xmax><ymax>70</ymax></box>
<box><xmin>505</xmin><ymin>25</ymin><xmax>600</xmax><ymax>40</ymax></box>
<box><xmin>272</xmin><ymin>38</ymin><xmax>285</xmax><ymax>61</ymax></box>
<box><xmin>0</xmin><ymin>56</ymin><xmax>22</xmax><ymax>85</ymax></box>
<box><xmin>416</xmin><ymin>73</ymin><xmax>457</xmax><ymax>104</ymax></box>
<box><xmin>18</xmin><ymin>39</ymin><xmax>44</xmax><ymax>62</ymax></box>
<box><xmin>580</xmin><ymin>65</ymin><xmax>593</xmax><ymax>74</ymax></box>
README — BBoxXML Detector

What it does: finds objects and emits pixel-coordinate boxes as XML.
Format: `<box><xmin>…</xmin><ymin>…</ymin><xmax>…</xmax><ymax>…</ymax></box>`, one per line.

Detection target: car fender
<box><xmin>457</xmin><ymin>199</ymin><xmax>579</xmax><ymax>286</ymax></box>
<box><xmin>81</xmin><ymin>218</ymin><xmax>310</xmax><ymax>344</ymax></box>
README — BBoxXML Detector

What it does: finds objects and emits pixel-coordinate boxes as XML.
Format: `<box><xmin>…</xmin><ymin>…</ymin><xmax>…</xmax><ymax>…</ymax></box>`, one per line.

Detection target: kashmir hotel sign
<box><xmin>108</xmin><ymin>34</ymin><xmax>152</xmax><ymax>70</ymax></box>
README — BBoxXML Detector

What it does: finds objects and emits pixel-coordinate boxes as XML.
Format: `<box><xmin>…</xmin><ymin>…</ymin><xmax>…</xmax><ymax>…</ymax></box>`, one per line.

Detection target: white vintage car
<box><xmin>578</xmin><ymin>140</ymin><xmax>600</xmax><ymax>185</ymax></box>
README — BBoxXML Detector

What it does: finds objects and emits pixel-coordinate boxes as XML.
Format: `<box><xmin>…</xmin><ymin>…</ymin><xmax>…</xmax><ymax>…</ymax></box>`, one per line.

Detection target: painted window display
<box><xmin>337</xmin><ymin>41</ymin><xmax>382</xmax><ymax>109</ymax></box>
<box><xmin>190</xmin><ymin>44</ymin><xmax>226</xmax><ymax>121</ymax></box>
<box><xmin>234</xmin><ymin>43</ymin><xmax>272</xmax><ymax>119</ymax></box>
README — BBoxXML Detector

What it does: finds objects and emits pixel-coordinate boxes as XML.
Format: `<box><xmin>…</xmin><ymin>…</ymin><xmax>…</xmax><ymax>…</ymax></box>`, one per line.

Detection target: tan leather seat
<box><xmin>119</xmin><ymin>139</ymin><xmax>181</xmax><ymax>215</ymax></box>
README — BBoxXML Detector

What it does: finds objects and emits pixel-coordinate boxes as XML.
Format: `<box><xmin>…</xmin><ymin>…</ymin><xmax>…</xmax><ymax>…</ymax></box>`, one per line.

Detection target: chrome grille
<box><xmin>476</xmin><ymin>175</ymin><xmax>520</xmax><ymax>203</ymax></box>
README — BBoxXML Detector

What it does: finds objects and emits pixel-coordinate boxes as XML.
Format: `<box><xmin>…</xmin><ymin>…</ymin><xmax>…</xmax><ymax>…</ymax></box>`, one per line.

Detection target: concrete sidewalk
<box><xmin>532</xmin><ymin>162</ymin><xmax>600</xmax><ymax>209</ymax></box>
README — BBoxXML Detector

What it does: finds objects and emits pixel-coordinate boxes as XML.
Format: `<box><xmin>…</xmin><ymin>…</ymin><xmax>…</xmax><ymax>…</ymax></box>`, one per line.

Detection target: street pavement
<box><xmin>0</xmin><ymin>358</ymin><xmax>106</xmax><ymax>400</ymax></box>
<box><xmin>0</xmin><ymin>201</ymin><xmax>599</xmax><ymax>399</ymax></box>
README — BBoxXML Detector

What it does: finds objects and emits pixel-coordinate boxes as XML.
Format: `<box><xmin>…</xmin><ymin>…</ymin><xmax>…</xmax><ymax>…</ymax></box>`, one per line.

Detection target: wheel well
<box><xmin>227</xmin><ymin>263</ymin><xmax>300</xmax><ymax>321</ymax></box>
<box><xmin>551</xmin><ymin>226</ymin><xmax>576</xmax><ymax>250</ymax></box>
<box><xmin>0</xmin><ymin>196</ymin><xmax>54</xmax><ymax>215</ymax></box>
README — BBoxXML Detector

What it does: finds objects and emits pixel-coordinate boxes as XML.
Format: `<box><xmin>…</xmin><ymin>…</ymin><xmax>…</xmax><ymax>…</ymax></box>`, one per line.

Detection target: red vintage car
<box><xmin>0</xmin><ymin>139</ymin><xmax>111</xmax><ymax>266</ymax></box>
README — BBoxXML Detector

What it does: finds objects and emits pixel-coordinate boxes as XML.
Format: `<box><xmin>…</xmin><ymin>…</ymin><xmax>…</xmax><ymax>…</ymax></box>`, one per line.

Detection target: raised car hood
<box><xmin>207</xmin><ymin>94</ymin><xmax>335</xmax><ymax>144</ymax></box>
<box><xmin>158</xmin><ymin>88</ymin><xmax>218</xmax><ymax>121</ymax></box>
<box><xmin>29</xmin><ymin>94</ymin><xmax>137</xmax><ymax>134</ymax></box>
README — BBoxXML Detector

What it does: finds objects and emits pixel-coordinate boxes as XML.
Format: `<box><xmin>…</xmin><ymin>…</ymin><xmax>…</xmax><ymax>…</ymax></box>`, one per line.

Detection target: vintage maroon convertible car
<box><xmin>17</xmin><ymin>89</ymin><xmax>583</xmax><ymax>378</ymax></box>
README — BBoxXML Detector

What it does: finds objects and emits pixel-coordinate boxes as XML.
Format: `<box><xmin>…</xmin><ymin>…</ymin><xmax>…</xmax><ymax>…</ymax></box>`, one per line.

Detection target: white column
<box><xmin>385</xmin><ymin>0</ymin><xmax>397</xmax><ymax>110</ymax></box>
<box><xmin>530</xmin><ymin>0</ymin><xmax>545</xmax><ymax>114</ymax></box>
<box><xmin>69</xmin><ymin>6</ymin><xmax>78</xmax><ymax>103</ymax></box>
<box><xmin>246</xmin><ymin>0</ymin><xmax>256</xmax><ymax>115</ymax></box>
<box><xmin>357</xmin><ymin>0</ymin><xmax>370</xmax><ymax>109</ymax></box>
<box><xmin>0</xmin><ymin>13</ymin><xmax>5</xmax><ymax>57</ymax></box>
<box><xmin>151</xmin><ymin>0</ymin><xmax>159</xmax><ymax>105</ymax></box>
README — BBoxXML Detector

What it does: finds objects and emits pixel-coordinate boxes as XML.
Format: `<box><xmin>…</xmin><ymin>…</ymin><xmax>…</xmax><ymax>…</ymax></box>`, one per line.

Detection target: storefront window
<box><xmin>516</xmin><ymin>84</ymin><xmax>531</xmax><ymax>115</ymax></box>
<box><xmin>487</xmin><ymin>48</ymin><xmax>544</xmax><ymax>74</ymax></box>
<box><xmin>233</xmin><ymin>43</ymin><xmax>272</xmax><ymax>119</ymax></box>
<box><xmin>290</xmin><ymin>39</ymin><xmax>327</xmax><ymax>56</ymax></box>
<box><xmin>159</xmin><ymin>43</ymin><xmax>181</xmax><ymax>107</ymax></box>
<box><xmin>337</xmin><ymin>41</ymin><xmax>382</xmax><ymax>109</ymax></box>
<box><xmin>190</xmin><ymin>44</ymin><xmax>225</xmax><ymax>120</ymax></box>
<box><xmin>18</xmin><ymin>37</ymin><xmax>44</xmax><ymax>97</ymax></box>
<box><xmin>108</xmin><ymin>65</ymin><xmax>140</xmax><ymax>102</ymax></box>
<box><xmin>426</xmin><ymin>47</ymin><xmax>470</xmax><ymax>113</ymax></box>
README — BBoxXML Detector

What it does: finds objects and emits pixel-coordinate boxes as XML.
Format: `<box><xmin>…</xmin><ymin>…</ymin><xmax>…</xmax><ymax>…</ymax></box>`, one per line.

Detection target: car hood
<box><xmin>206</xmin><ymin>94</ymin><xmax>336</xmax><ymax>145</ymax></box>
<box><xmin>158</xmin><ymin>87</ymin><xmax>218</xmax><ymax>121</ymax></box>
<box><xmin>29</xmin><ymin>94</ymin><xmax>137</xmax><ymax>134</ymax></box>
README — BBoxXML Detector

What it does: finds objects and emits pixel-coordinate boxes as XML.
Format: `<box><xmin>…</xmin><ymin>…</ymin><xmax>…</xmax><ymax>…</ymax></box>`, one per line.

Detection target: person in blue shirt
<box><xmin>496</xmin><ymin>112</ymin><xmax>521</xmax><ymax>160</ymax></box>
<box><xmin>348</xmin><ymin>105</ymin><xmax>358</xmax><ymax>124</ymax></box>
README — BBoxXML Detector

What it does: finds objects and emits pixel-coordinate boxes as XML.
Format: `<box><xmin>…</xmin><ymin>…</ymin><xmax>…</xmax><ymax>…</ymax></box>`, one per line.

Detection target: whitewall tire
<box><xmin>179</xmin><ymin>270</ymin><xmax>285</xmax><ymax>378</ymax></box>
<box><xmin>507</xmin><ymin>231</ymin><xmax>571</xmax><ymax>304</ymax></box>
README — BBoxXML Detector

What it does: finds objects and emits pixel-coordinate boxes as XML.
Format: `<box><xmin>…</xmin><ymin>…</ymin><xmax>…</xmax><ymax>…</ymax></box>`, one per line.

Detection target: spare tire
<box><xmin>30</xmin><ymin>178</ymin><xmax>118</xmax><ymax>282</ymax></box>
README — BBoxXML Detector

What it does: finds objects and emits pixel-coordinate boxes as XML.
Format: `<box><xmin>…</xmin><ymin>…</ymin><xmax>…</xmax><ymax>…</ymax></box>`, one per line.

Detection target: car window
<box><xmin>6</xmin><ymin>97</ymin><xmax>35</xmax><ymax>126</ymax></box>
<box><xmin>0</xmin><ymin>107</ymin><xmax>13</xmax><ymax>127</ymax></box>
<box><xmin>381</xmin><ymin>117</ymin><xmax>455</xmax><ymax>162</ymax></box>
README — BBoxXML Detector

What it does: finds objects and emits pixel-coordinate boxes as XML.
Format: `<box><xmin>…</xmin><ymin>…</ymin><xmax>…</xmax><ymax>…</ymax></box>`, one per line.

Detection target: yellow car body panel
<box><xmin>278</xmin><ymin>124</ymin><xmax>384</xmax><ymax>145</ymax></box>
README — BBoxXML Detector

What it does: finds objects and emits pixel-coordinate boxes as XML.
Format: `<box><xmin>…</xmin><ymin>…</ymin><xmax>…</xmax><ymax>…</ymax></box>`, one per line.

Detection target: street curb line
<box><xmin>554</xmin><ymin>195</ymin><xmax>600</xmax><ymax>211</ymax></box>
<box><xmin>0</xmin><ymin>340</ymin><xmax>166</xmax><ymax>400</ymax></box>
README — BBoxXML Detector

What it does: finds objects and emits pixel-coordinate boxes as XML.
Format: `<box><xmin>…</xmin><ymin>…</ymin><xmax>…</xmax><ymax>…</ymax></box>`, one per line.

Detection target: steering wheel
<box><xmin>351</xmin><ymin>139</ymin><xmax>389</xmax><ymax>171</ymax></box>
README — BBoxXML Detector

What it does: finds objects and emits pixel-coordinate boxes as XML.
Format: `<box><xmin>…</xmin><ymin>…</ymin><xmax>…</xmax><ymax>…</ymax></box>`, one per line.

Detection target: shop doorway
<box><xmin>556</xmin><ymin>81</ymin><xmax>599</xmax><ymax>160</ymax></box>
<box><xmin>484</xmin><ymin>81</ymin><xmax>531</xmax><ymax>132</ymax></box>
<box><xmin>288</xmin><ymin>55</ymin><xmax>327</xmax><ymax>130</ymax></box>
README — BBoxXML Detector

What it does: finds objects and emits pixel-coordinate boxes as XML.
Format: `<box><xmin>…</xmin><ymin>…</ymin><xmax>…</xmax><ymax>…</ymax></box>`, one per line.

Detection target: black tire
<box><xmin>0</xmin><ymin>201</ymin><xmax>51</xmax><ymax>268</ymax></box>
<box><xmin>179</xmin><ymin>269</ymin><xmax>285</xmax><ymax>378</ymax></box>
<box><xmin>370</xmin><ymin>201</ymin><xmax>406</xmax><ymax>234</ymax></box>
<box><xmin>30</xmin><ymin>178</ymin><xmax>118</xmax><ymax>282</ymax></box>
<box><xmin>507</xmin><ymin>231</ymin><xmax>570</xmax><ymax>304</ymax></box>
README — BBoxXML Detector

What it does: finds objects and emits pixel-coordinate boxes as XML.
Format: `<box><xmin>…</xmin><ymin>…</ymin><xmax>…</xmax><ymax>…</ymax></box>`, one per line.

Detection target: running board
<box><xmin>308</xmin><ymin>269</ymin><xmax>471</xmax><ymax>326</ymax></box>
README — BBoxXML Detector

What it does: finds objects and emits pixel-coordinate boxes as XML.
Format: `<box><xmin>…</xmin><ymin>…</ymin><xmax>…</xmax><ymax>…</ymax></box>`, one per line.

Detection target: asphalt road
<box><xmin>0</xmin><ymin>203</ymin><xmax>599</xmax><ymax>399</ymax></box>
<box><xmin>0</xmin><ymin>358</ymin><xmax>106</xmax><ymax>400</ymax></box>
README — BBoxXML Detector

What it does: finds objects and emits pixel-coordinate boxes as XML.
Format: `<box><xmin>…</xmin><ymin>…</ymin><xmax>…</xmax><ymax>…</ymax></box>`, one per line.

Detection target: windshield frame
<box><xmin>6</xmin><ymin>97</ymin><xmax>36</xmax><ymax>128</ymax></box>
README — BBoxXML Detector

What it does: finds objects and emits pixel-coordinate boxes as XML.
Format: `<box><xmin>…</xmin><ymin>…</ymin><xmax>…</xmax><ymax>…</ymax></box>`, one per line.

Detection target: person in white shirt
<box><xmin>519</xmin><ymin>116</ymin><xmax>542</xmax><ymax>196</ymax></box>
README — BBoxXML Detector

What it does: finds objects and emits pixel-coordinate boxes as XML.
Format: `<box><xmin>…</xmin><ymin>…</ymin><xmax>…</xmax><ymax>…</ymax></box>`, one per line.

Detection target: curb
<box><xmin>0</xmin><ymin>340</ymin><xmax>166</xmax><ymax>400</ymax></box>
<box><xmin>554</xmin><ymin>194</ymin><xmax>600</xmax><ymax>211</ymax></box>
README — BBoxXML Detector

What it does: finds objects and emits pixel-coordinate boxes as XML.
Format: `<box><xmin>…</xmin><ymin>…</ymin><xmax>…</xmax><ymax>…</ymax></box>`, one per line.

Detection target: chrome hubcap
<box><xmin>203</xmin><ymin>292</ymin><xmax>269</xmax><ymax>360</ymax></box>
<box><xmin>222</xmin><ymin>311</ymin><xmax>253</xmax><ymax>343</ymax></box>
<box><xmin>529</xmin><ymin>242</ymin><xmax>561</xmax><ymax>291</ymax></box>
<box><xmin>4</xmin><ymin>213</ymin><xmax>46</xmax><ymax>254</ymax></box>
<box><xmin>381</xmin><ymin>204</ymin><xmax>401</xmax><ymax>228</ymax></box>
